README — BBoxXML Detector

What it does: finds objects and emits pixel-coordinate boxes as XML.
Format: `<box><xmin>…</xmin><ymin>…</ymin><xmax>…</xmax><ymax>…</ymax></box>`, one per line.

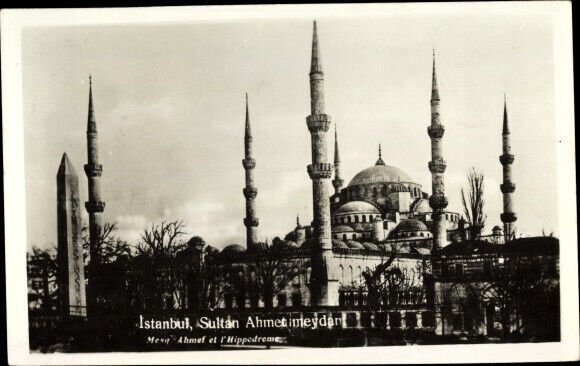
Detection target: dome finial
<box><xmin>375</xmin><ymin>143</ymin><xmax>385</xmax><ymax>165</ymax></box>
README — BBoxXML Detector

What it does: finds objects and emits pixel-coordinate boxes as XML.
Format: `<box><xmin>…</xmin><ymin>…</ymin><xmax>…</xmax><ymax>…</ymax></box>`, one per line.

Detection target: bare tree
<box><xmin>461</xmin><ymin>167</ymin><xmax>487</xmax><ymax>239</ymax></box>
<box><xmin>82</xmin><ymin>222</ymin><xmax>131</xmax><ymax>265</ymax></box>
<box><xmin>249</xmin><ymin>245</ymin><xmax>310</xmax><ymax>310</ymax></box>
<box><xmin>136</xmin><ymin>220</ymin><xmax>187</xmax><ymax>259</ymax></box>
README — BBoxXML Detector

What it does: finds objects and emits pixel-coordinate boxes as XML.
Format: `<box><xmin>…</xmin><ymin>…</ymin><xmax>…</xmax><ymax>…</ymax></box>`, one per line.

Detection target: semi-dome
<box><xmin>335</xmin><ymin>201</ymin><xmax>380</xmax><ymax>215</ymax></box>
<box><xmin>332</xmin><ymin>239</ymin><xmax>349</xmax><ymax>249</ymax></box>
<box><xmin>362</xmin><ymin>242</ymin><xmax>380</xmax><ymax>251</ymax></box>
<box><xmin>348</xmin><ymin>165</ymin><xmax>414</xmax><ymax>187</ymax></box>
<box><xmin>333</xmin><ymin>225</ymin><xmax>354</xmax><ymax>232</ymax></box>
<box><xmin>394</xmin><ymin>219</ymin><xmax>429</xmax><ymax>232</ymax></box>
<box><xmin>345</xmin><ymin>240</ymin><xmax>365</xmax><ymax>249</ymax></box>
<box><xmin>222</xmin><ymin>244</ymin><xmax>246</xmax><ymax>253</ymax></box>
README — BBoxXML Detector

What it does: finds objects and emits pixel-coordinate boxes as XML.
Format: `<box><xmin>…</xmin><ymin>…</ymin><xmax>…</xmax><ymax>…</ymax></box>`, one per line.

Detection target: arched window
<box><xmin>373</xmin><ymin>187</ymin><xmax>378</xmax><ymax>197</ymax></box>
<box><xmin>354</xmin><ymin>216</ymin><xmax>359</xmax><ymax>223</ymax></box>
<box><xmin>339</xmin><ymin>265</ymin><xmax>344</xmax><ymax>283</ymax></box>
<box><xmin>357</xmin><ymin>266</ymin><xmax>362</xmax><ymax>283</ymax></box>
<box><xmin>349</xmin><ymin>266</ymin><xmax>354</xmax><ymax>284</ymax></box>
<box><xmin>362</xmin><ymin>215</ymin><xmax>366</xmax><ymax>223</ymax></box>
<box><xmin>347</xmin><ymin>216</ymin><xmax>351</xmax><ymax>223</ymax></box>
<box><xmin>343</xmin><ymin>234</ymin><xmax>347</xmax><ymax>240</ymax></box>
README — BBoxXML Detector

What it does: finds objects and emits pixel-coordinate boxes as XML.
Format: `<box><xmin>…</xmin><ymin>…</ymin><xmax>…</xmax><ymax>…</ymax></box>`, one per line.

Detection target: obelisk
<box><xmin>57</xmin><ymin>153</ymin><xmax>87</xmax><ymax>317</ymax></box>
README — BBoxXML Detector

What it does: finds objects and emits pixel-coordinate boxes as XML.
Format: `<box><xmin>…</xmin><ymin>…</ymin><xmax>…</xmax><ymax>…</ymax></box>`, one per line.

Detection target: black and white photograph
<box><xmin>2</xmin><ymin>2</ymin><xmax>578</xmax><ymax>364</ymax></box>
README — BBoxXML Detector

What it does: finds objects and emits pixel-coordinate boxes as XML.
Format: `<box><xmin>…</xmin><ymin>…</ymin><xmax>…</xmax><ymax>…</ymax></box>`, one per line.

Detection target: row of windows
<box><xmin>342</xmin><ymin>185</ymin><xmax>423</xmax><ymax>200</ymax></box>
<box><xmin>333</xmin><ymin>214</ymin><xmax>381</xmax><ymax>225</ymax></box>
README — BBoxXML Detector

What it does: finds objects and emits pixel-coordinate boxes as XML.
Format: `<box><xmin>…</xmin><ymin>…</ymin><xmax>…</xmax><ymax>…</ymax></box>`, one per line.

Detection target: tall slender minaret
<box><xmin>84</xmin><ymin>76</ymin><xmax>105</xmax><ymax>265</ymax></box>
<box><xmin>306</xmin><ymin>21</ymin><xmax>336</xmax><ymax>305</ymax></box>
<box><xmin>332</xmin><ymin>126</ymin><xmax>344</xmax><ymax>195</ymax></box>
<box><xmin>427</xmin><ymin>51</ymin><xmax>448</xmax><ymax>249</ymax></box>
<box><xmin>242</xmin><ymin>93</ymin><xmax>259</xmax><ymax>248</ymax></box>
<box><xmin>500</xmin><ymin>96</ymin><xmax>517</xmax><ymax>242</ymax></box>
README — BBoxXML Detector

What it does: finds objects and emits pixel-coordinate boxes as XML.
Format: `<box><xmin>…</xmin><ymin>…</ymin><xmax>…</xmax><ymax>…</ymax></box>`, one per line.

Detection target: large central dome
<box><xmin>347</xmin><ymin>164</ymin><xmax>414</xmax><ymax>187</ymax></box>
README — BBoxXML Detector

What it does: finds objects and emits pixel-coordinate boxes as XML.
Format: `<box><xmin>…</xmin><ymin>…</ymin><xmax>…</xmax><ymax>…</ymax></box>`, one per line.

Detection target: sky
<box><xmin>22</xmin><ymin>12</ymin><xmax>558</xmax><ymax>250</ymax></box>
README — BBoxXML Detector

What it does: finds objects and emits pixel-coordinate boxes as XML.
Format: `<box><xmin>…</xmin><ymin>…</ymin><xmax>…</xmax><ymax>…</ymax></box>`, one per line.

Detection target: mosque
<box><xmin>64</xmin><ymin>21</ymin><xmax>519</xmax><ymax>321</ymax></box>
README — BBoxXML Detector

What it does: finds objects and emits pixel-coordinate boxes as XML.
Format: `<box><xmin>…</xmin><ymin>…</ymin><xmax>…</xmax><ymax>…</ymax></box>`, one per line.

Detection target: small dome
<box><xmin>492</xmin><ymin>225</ymin><xmax>502</xmax><ymax>232</ymax></box>
<box><xmin>205</xmin><ymin>245</ymin><xmax>220</xmax><ymax>254</ymax></box>
<box><xmin>346</xmin><ymin>240</ymin><xmax>365</xmax><ymax>249</ymax></box>
<box><xmin>187</xmin><ymin>236</ymin><xmax>206</xmax><ymax>248</ymax></box>
<box><xmin>335</xmin><ymin>201</ymin><xmax>380</xmax><ymax>215</ymax></box>
<box><xmin>333</xmin><ymin>225</ymin><xmax>354</xmax><ymax>232</ymax></box>
<box><xmin>348</xmin><ymin>165</ymin><xmax>414</xmax><ymax>187</ymax></box>
<box><xmin>222</xmin><ymin>244</ymin><xmax>246</xmax><ymax>253</ymax></box>
<box><xmin>332</xmin><ymin>239</ymin><xmax>349</xmax><ymax>249</ymax></box>
<box><xmin>394</xmin><ymin>219</ymin><xmax>429</xmax><ymax>232</ymax></box>
<box><xmin>362</xmin><ymin>242</ymin><xmax>380</xmax><ymax>251</ymax></box>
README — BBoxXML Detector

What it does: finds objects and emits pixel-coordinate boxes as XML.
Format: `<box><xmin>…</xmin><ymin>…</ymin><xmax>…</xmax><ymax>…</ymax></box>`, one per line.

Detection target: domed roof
<box><xmin>205</xmin><ymin>245</ymin><xmax>220</xmax><ymax>254</ymax></box>
<box><xmin>222</xmin><ymin>244</ymin><xmax>246</xmax><ymax>253</ymax></box>
<box><xmin>332</xmin><ymin>239</ymin><xmax>349</xmax><ymax>249</ymax></box>
<box><xmin>348</xmin><ymin>165</ymin><xmax>414</xmax><ymax>187</ymax></box>
<box><xmin>346</xmin><ymin>240</ymin><xmax>365</xmax><ymax>249</ymax></box>
<box><xmin>492</xmin><ymin>225</ymin><xmax>502</xmax><ymax>231</ymax></box>
<box><xmin>335</xmin><ymin>201</ymin><xmax>380</xmax><ymax>215</ymax></box>
<box><xmin>333</xmin><ymin>225</ymin><xmax>354</xmax><ymax>232</ymax></box>
<box><xmin>362</xmin><ymin>242</ymin><xmax>380</xmax><ymax>251</ymax></box>
<box><xmin>394</xmin><ymin>219</ymin><xmax>429</xmax><ymax>232</ymax></box>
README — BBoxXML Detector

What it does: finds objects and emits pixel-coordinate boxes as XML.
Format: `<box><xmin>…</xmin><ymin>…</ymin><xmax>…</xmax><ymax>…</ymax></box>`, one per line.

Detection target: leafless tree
<box><xmin>248</xmin><ymin>244</ymin><xmax>310</xmax><ymax>310</ymax></box>
<box><xmin>135</xmin><ymin>220</ymin><xmax>187</xmax><ymax>259</ymax></box>
<box><xmin>362</xmin><ymin>245</ymin><xmax>426</xmax><ymax>310</ymax></box>
<box><xmin>82</xmin><ymin>222</ymin><xmax>132</xmax><ymax>265</ymax></box>
<box><xmin>461</xmin><ymin>167</ymin><xmax>487</xmax><ymax>239</ymax></box>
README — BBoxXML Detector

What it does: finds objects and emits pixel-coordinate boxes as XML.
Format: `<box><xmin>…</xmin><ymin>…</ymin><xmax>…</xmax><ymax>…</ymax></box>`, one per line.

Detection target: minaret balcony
<box><xmin>244</xmin><ymin>217</ymin><xmax>259</xmax><ymax>227</ymax></box>
<box><xmin>429</xmin><ymin>194</ymin><xmax>448</xmax><ymax>210</ymax></box>
<box><xmin>500</xmin><ymin>182</ymin><xmax>516</xmax><ymax>194</ymax></box>
<box><xmin>84</xmin><ymin>164</ymin><xmax>103</xmax><ymax>177</ymax></box>
<box><xmin>242</xmin><ymin>158</ymin><xmax>256</xmax><ymax>170</ymax></box>
<box><xmin>500</xmin><ymin>212</ymin><xmax>517</xmax><ymax>223</ymax></box>
<box><xmin>306</xmin><ymin>114</ymin><xmax>331</xmax><ymax>133</ymax></box>
<box><xmin>427</xmin><ymin>125</ymin><xmax>445</xmax><ymax>139</ymax></box>
<box><xmin>243</xmin><ymin>187</ymin><xmax>258</xmax><ymax>199</ymax></box>
<box><xmin>499</xmin><ymin>154</ymin><xmax>515</xmax><ymax>165</ymax></box>
<box><xmin>85</xmin><ymin>201</ymin><xmax>105</xmax><ymax>213</ymax></box>
<box><xmin>428</xmin><ymin>159</ymin><xmax>447</xmax><ymax>174</ymax></box>
<box><xmin>308</xmin><ymin>163</ymin><xmax>333</xmax><ymax>179</ymax></box>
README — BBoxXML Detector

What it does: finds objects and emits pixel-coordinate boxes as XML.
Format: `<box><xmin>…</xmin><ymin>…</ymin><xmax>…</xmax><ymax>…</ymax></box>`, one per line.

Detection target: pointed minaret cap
<box><xmin>57</xmin><ymin>152</ymin><xmax>78</xmax><ymax>177</ymax></box>
<box><xmin>334</xmin><ymin>125</ymin><xmax>340</xmax><ymax>164</ymax></box>
<box><xmin>375</xmin><ymin>143</ymin><xmax>386</xmax><ymax>166</ymax></box>
<box><xmin>296</xmin><ymin>214</ymin><xmax>302</xmax><ymax>229</ymax></box>
<box><xmin>503</xmin><ymin>94</ymin><xmax>510</xmax><ymax>135</ymax></box>
<box><xmin>431</xmin><ymin>50</ymin><xmax>440</xmax><ymax>102</ymax></box>
<box><xmin>310</xmin><ymin>21</ymin><xmax>323</xmax><ymax>74</ymax></box>
<box><xmin>245</xmin><ymin>93</ymin><xmax>252</xmax><ymax>138</ymax></box>
<box><xmin>87</xmin><ymin>75</ymin><xmax>97</xmax><ymax>133</ymax></box>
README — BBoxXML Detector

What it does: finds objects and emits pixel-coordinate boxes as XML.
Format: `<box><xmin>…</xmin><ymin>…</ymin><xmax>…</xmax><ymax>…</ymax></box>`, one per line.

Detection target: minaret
<box><xmin>242</xmin><ymin>94</ymin><xmax>259</xmax><ymax>248</ymax></box>
<box><xmin>427</xmin><ymin>52</ymin><xmax>448</xmax><ymax>250</ymax></box>
<box><xmin>84</xmin><ymin>76</ymin><xmax>106</xmax><ymax>266</ymax></box>
<box><xmin>332</xmin><ymin>126</ymin><xmax>344</xmax><ymax>195</ymax></box>
<box><xmin>57</xmin><ymin>153</ymin><xmax>87</xmax><ymax>317</ymax></box>
<box><xmin>499</xmin><ymin>96</ymin><xmax>517</xmax><ymax>242</ymax></box>
<box><xmin>306</xmin><ymin>21</ymin><xmax>337</xmax><ymax>305</ymax></box>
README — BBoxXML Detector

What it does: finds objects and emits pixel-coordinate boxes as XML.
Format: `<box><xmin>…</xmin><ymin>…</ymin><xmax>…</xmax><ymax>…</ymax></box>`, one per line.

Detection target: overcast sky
<box><xmin>23</xmin><ymin>12</ymin><xmax>558</xmax><ymax>250</ymax></box>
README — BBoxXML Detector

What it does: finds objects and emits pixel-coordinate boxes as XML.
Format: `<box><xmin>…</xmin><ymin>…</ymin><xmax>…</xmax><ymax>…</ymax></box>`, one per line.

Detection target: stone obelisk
<box><xmin>57</xmin><ymin>153</ymin><xmax>87</xmax><ymax>317</ymax></box>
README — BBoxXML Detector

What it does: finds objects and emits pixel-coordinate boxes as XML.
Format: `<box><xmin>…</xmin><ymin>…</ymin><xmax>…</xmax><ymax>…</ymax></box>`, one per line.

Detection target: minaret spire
<box><xmin>332</xmin><ymin>125</ymin><xmax>344</xmax><ymax>194</ymax></box>
<box><xmin>243</xmin><ymin>93</ymin><xmax>259</xmax><ymax>248</ymax></box>
<box><xmin>500</xmin><ymin>95</ymin><xmax>517</xmax><ymax>242</ymax></box>
<box><xmin>427</xmin><ymin>51</ymin><xmax>448</xmax><ymax>250</ymax></box>
<box><xmin>375</xmin><ymin>143</ymin><xmax>385</xmax><ymax>166</ymax></box>
<box><xmin>306</xmin><ymin>21</ymin><xmax>337</xmax><ymax>305</ymax></box>
<box><xmin>84</xmin><ymin>75</ymin><xmax>105</xmax><ymax>315</ymax></box>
